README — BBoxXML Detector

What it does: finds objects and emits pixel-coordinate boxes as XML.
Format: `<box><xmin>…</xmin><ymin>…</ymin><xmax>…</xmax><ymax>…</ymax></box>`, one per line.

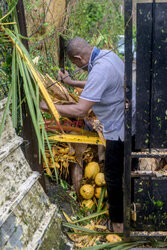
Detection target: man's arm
<box><xmin>40</xmin><ymin>98</ymin><xmax>94</xmax><ymax>118</ymax></box>
<box><xmin>58</xmin><ymin>70</ymin><xmax>86</xmax><ymax>89</ymax></box>
<box><xmin>66</xmin><ymin>80</ymin><xmax>86</xmax><ymax>88</ymax></box>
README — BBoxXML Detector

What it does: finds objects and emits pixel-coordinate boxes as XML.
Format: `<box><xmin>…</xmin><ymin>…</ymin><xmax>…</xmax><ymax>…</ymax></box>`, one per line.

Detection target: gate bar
<box><xmin>123</xmin><ymin>0</ymin><xmax>133</xmax><ymax>240</ymax></box>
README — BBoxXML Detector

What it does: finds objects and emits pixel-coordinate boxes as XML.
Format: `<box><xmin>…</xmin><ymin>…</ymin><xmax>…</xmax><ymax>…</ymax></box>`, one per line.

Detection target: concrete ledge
<box><xmin>0</xmin><ymin>171</ymin><xmax>40</xmax><ymax>227</ymax></box>
<box><xmin>0</xmin><ymin>136</ymin><xmax>23</xmax><ymax>163</ymax></box>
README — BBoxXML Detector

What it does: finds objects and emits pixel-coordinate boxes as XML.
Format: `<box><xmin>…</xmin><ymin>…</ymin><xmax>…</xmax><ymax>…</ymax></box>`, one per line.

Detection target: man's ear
<box><xmin>73</xmin><ymin>55</ymin><xmax>82</xmax><ymax>60</ymax></box>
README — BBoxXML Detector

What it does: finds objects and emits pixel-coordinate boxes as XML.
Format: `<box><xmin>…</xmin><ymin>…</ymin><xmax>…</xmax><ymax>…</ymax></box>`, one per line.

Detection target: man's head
<box><xmin>67</xmin><ymin>37</ymin><xmax>93</xmax><ymax>70</ymax></box>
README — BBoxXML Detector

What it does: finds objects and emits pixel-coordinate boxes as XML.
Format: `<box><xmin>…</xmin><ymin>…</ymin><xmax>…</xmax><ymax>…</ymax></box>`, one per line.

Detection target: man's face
<box><xmin>70</xmin><ymin>56</ymin><xmax>88</xmax><ymax>71</ymax></box>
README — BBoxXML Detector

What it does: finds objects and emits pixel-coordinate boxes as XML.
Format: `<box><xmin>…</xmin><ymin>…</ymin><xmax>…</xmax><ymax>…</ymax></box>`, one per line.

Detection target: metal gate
<box><xmin>124</xmin><ymin>0</ymin><xmax>167</xmax><ymax>240</ymax></box>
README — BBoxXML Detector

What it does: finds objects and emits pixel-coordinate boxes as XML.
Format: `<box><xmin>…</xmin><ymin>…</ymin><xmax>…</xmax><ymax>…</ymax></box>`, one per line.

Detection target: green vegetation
<box><xmin>66</xmin><ymin>0</ymin><xmax>124</xmax><ymax>49</ymax></box>
<box><xmin>62</xmin><ymin>0</ymin><xmax>124</xmax><ymax>81</ymax></box>
<box><xmin>23</xmin><ymin>0</ymin><xmax>124</xmax><ymax>83</ymax></box>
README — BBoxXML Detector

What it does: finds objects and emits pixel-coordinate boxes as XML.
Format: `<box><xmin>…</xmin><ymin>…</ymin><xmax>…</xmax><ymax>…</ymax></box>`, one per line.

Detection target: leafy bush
<box><xmin>66</xmin><ymin>0</ymin><xmax>124</xmax><ymax>49</ymax></box>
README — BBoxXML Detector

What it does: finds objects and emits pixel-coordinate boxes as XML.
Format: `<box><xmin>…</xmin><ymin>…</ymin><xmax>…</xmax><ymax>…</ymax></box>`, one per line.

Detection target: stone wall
<box><xmin>0</xmin><ymin>98</ymin><xmax>72</xmax><ymax>249</ymax></box>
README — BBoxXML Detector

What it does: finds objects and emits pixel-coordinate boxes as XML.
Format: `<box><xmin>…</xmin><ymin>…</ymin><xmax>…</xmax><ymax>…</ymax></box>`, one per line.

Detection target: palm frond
<box><xmin>71</xmin><ymin>210</ymin><xmax>107</xmax><ymax>224</ymax></box>
<box><xmin>11</xmin><ymin>45</ymin><xmax>17</xmax><ymax>127</ymax></box>
<box><xmin>0</xmin><ymin>0</ymin><xmax>18</xmax><ymax>22</ymax></box>
<box><xmin>0</xmin><ymin>20</ymin><xmax>59</xmax><ymax>181</ymax></box>
<box><xmin>97</xmin><ymin>186</ymin><xmax>106</xmax><ymax>213</ymax></box>
<box><xmin>0</xmin><ymin>84</ymin><xmax>12</xmax><ymax>135</ymax></box>
<box><xmin>81</xmin><ymin>241</ymin><xmax>147</xmax><ymax>250</ymax></box>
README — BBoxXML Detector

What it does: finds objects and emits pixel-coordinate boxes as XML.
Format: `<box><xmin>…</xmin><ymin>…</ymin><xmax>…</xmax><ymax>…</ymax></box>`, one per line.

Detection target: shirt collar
<box><xmin>88</xmin><ymin>46</ymin><xmax>100</xmax><ymax>72</ymax></box>
<box><xmin>91</xmin><ymin>46</ymin><xmax>100</xmax><ymax>62</ymax></box>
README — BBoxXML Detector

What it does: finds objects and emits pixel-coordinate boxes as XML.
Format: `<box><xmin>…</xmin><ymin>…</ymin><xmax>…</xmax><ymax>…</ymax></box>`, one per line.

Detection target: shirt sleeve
<box><xmin>80</xmin><ymin>63</ymin><xmax>112</xmax><ymax>102</ymax></box>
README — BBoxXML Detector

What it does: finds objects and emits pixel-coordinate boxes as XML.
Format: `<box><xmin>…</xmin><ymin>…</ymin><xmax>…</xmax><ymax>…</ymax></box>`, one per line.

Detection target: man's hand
<box><xmin>58</xmin><ymin>69</ymin><xmax>73</xmax><ymax>85</ymax></box>
<box><xmin>58</xmin><ymin>69</ymin><xmax>86</xmax><ymax>88</ymax></box>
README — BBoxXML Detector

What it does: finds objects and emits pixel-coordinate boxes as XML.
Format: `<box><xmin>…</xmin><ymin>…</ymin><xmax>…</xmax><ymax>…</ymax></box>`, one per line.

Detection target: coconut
<box><xmin>58</xmin><ymin>148</ymin><xmax>65</xmax><ymax>154</ymax></box>
<box><xmin>80</xmin><ymin>184</ymin><xmax>94</xmax><ymax>199</ymax></box>
<box><xmin>163</xmin><ymin>164</ymin><xmax>167</xmax><ymax>170</ymax></box>
<box><xmin>81</xmin><ymin>199</ymin><xmax>95</xmax><ymax>211</ymax></box>
<box><xmin>63</xmin><ymin>161</ymin><xmax>69</xmax><ymax>168</ymax></box>
<box><xmin>95</xmin><ymin>187</ymin><xmax>108</xmax><ymax>199</ymax></box>
<box><xmin>84</xmin><ymin>162</ymin><xmax>100</xmax><ymax>179</ymax></box>
<box><xmin>64</xmin><ymin>147</ymin><xmax>70</xmax><ymax>154</ymax></box>
<box><xmin>95</xmin><ymin>173</ymin><xmax>106</xmax><ymax>186</ymax></box>
<box><xmin>106</xmin><ymin>234</ymin><xmax>122</xmax><ymax>243</ymax></box>
<box><xmin>104</xmin><ymin>203</ymin><xmax>109</xmax><ymax>216</ymax></box>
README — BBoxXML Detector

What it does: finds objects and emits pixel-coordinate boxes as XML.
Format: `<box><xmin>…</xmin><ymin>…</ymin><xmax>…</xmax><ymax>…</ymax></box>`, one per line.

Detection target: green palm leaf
<box><xmin>11</xmin><ymin>45</ymin><xmax>17</xmax><ymax>128</ymax></box>
<box><xmin>0</xmin><ymin>0</ymin><xmax>19</xmax><ymax>22</ymax></box>
<box><xmin>0</xmin><ymin>17</ymin><xmax>58</xmax><ymax>180</ymax></box>
<box><xmin>82</xmin><ymin>241</ymin><xmax>147</xmax><ymax>250</ymax></box>
<box><xmin>0</xmin><ymin>85</ymin><xmax>12</xmax><ymax>135</ymax></box>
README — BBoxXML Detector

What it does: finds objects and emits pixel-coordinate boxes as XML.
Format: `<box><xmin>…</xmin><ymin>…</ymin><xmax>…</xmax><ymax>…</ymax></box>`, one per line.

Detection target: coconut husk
<box><xmin>70</xmin><ymin>131</ymin><xmax>88</xmax><ymax>166</ymax></box>
<box><xmin>69</xmin><ymin>137</ymin><xmax>87</xmax><ymax>198</ymax></box>
<box><xmin>45</xmin><ymin>74</ymin><xmax>77</xmax><ymax>103</ymax></box>
<box><xmin>70</xmin><ymin>162</ymin><xmax>83</xmax><ymax>199</ymax></box>
<box><xmin>40</xmin><ymin>73</ymin><xmax>67</xmax><ymax>102</ymax></box>
<box><xmin>72</xmin><ymin>144</ymin><xmax>87</xmax><ymax>166</ymax></box>
<box><xmin>98</xmin><ymin>145</ymin><xmax>105</xmax><ymax>169</ymax></box>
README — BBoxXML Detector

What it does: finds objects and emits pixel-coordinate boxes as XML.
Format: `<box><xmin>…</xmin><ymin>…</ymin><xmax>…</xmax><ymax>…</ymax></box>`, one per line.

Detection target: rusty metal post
<box><xmin>16</xmin><ymin>0</ymin><xmax>46</xmax><ymax>190</ymax></box>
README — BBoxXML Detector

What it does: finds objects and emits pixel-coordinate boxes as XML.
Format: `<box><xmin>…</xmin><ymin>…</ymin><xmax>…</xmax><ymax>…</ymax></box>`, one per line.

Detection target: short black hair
<box><xmin>67</xmin><ymin>37</ymin><xmax>92</xmax><ymax>58</ymax></box>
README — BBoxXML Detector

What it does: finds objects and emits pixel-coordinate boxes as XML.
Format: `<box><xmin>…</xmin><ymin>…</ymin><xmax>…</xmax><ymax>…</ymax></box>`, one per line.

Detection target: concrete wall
<box><xmin>0</xmin><ymin>98</ymin><xmax>72</xmax><ymax>249</ymax></box>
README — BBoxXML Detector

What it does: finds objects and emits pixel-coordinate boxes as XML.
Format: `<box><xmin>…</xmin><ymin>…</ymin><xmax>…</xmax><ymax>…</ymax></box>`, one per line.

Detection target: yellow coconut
<box><xmin>58</xmin><ymin>148</ymin><xmax>65</xmax><ymax>154</ymax></box>
<box><xmin>104</xmin><ymin>203</ymin><xmax>109</xmax><ymax>216</ymax></box>
<box><xmin>84</xmin><ymin>162</ymin><xmax>100</xmax><ymax>179</ymax></box>
<box><xmin>163</xmin><ymin>164</ymin><xmax>167</xmax><ymax>170</ymax></box>
<box><xmin>95</xmin><ymin>187</ymin><xmax>108</xmax><ymax>199</ymax></box>
<box><xmin>49</xmin><ymin>162</ymin><xmax>60</xmax><ymax>169</ymax></box>
<box><xmin>80</xmin><ymin>184</ymin><xmax>94</xmax><ymax>199</ymax></box>
<box><xmin>95</xmin><ymin>173</ymin><xmax>106</xmax><ymax>186</ymax></box>
<box><xmin>55</xmin><ymin>162</ymin><xmax>60</xmax><ymax>168</ymax></box>
<box><xmin>106</xmin><ymin>234</ymin><xmax>122</xmax><ymax>243</ymax></box>
<box><xmin>81</xmin><ymin>199</ymin><xmax>95</xmax><ymax>211</ymax></box>
<box><xmin>64</xmin><ymin>147</ymin><xmax>70</xmax><ymax>154</ymax></box>
<box><xmin>63</xmin><ymin>161</ymin><xmax>69</xmax><ymax>168</ymax></box>
<box><xmin>52</xmin><ymin>147</ymin><xmax>59</xmax><ymax>156</ymax></box>
<box><xmin>68</xmin><ymin>156</ymin><xmax>76</xmax><ymax>161</ymax></box>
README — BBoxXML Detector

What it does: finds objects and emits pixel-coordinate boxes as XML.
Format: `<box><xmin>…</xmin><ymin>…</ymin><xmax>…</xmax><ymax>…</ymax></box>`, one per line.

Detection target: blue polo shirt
<box><xmin>80</xmin><ymin>47</ymin><xmax>136</xmax><ymax>141</ymax></box>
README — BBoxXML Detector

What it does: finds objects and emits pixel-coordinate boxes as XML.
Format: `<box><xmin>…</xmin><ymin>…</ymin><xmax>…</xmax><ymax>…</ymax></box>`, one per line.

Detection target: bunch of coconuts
<box><xmin>80</xmin><ymin>162</ymin><xmax>108</xmax><ymax>211</ymax></box>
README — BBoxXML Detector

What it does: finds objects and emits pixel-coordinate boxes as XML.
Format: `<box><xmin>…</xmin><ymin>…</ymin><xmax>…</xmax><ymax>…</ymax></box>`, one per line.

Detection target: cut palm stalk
<box><xmin>48</xmin><ymin>134</ymin><xmax>105</xmax><ymax>145</ymax></box>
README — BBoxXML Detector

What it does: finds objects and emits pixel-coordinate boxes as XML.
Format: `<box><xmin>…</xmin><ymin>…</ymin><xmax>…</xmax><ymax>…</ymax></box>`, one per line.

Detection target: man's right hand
<box><xmin>58</xmin><ymin>69</ymin><xmax>86</xmax><ymax>89</ymax></box>
<box><xmin>58</xmin><ymin>69</ymin><xmax>73</xmax><ymax>85</ymax></box>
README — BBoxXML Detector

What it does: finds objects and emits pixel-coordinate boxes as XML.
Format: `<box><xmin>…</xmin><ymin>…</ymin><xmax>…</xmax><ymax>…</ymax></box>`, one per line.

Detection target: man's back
<box><xmin>80</xmin><ymin>50</ymin><xmax>125</xmax><ymax>141</ymax></box>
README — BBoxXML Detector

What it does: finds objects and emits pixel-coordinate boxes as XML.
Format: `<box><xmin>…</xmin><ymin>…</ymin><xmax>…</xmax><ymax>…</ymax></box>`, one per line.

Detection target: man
<box><xmin>41</xmin><ymin>37</ymin><xmax>136</xmax><ymax>233</ymax></box>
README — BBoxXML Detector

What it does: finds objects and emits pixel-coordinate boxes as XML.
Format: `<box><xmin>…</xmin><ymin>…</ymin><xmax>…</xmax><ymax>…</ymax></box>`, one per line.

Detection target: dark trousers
<box><xmin>104</xmin><ymin>137</ymin><xmax>138</xmax><ymax>223</ymax></box>
<box><xmin>104</xmin><ymin>139</ymin><xmax>124</xmax><ymax>223</ymax></box>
